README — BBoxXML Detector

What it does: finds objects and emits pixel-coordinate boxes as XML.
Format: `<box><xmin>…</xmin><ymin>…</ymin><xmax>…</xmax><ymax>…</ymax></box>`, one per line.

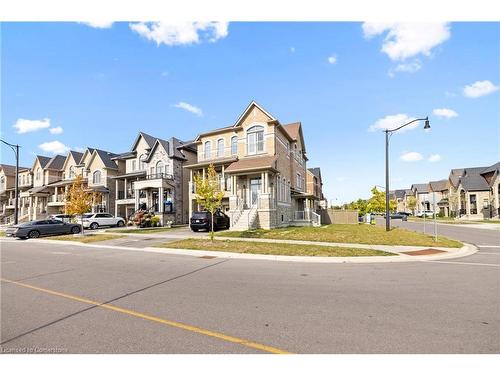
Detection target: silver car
<box><xmin>5</xmin><ymin>219</ymin><xmax>82</xmax><ymax>239</ymax></box>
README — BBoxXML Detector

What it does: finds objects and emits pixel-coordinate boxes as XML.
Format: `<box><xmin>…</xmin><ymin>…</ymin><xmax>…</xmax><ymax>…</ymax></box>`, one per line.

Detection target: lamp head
<box><xmin>423</xmin><ymin>117</ymin><xmax>431</xmax><ymax>130</ymax></box>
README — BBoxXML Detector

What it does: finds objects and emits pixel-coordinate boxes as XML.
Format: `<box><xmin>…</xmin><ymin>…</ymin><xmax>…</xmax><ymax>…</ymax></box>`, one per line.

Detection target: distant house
<box><xmin>411</xmin><ymin>183</ymin><xmax>431</xmax><ymax>212</ymax></box>
<box><xmin>306</xmin><ymin>167</ymin><xmax>326</xmax><ymax>210</ymax></box>
<box><xmin>394</xmin><ymin>189</ymin><xmax>414</xmax><ymax>213</ymax></box>
<box><xmin>429</xmin><ymin>179</ymin><xmax>449</xmax><ymax>216</ymax></box>
<box><xmin>480</xmin><ymin>162</ymin><xmax>500</xmax><ymax>218</ymax></box>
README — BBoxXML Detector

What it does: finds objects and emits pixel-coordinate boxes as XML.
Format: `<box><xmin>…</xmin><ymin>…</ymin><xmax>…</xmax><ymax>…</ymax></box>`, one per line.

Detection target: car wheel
<box><xmin>192</xmin><ymin>228</ymin><xmax>198</xmax><ymax>232</ymax></box>
<box><xmin>90</xmin><ymin>222</ymin><xmax>99</xmax><ymax>230</ymax></box>
<box><xmin>71</xmin><ymin>226</ymin><xmax>81</xmax><ymax>234</ymax></box>
<box><xmin>116</xmin><ymin>220</ymin><xmax>125</xmax><ymax>227</ymax></box>
<box><xmin>28</xmin><ymin>230</ymin><xmax>40</xmax><ymax>239</ymax></box>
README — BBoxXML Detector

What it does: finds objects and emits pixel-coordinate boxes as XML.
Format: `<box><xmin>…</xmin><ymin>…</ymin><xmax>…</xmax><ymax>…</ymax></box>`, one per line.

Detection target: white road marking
<box><xmin>425</xmin><ymin>260</ymin><xmax>500</xmax><ymax>267</ymax></box>
<box><xmin>50</xmin><ymin>251</ymin><xmax>71</xmax><ymax>255</ymax></box>
<box><xmin>477</xmin><ymin>245</ymin><xmax>500</xmax><ymax>248</ymax></box>
<box><xmin>476</xmin><ymin>252</ymin><xmax>500</xmax><ymax>255</ymax></box>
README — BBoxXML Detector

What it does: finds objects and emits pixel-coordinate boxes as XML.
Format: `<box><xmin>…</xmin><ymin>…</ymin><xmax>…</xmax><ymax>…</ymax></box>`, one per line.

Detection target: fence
<box><xmin>320</xmin><ymin>209</ymin><xmax>358</xmax><ymax>225</ymax></box>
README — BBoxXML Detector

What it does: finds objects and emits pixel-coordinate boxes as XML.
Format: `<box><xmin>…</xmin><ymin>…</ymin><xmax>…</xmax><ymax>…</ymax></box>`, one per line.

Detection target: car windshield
<box><xmin>192</xmin><ymin>212</ymin><xmax>208</xmax><ymax>218</ymax></box>
<box><xmin>82</xmin><ymin>214</ymin><xmax>93</xmax><ymax>218</ymax></box>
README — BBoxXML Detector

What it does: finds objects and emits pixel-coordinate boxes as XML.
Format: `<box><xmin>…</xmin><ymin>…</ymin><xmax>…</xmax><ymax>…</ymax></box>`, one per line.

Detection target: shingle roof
<box><xmin>282</xmin><ymin>122</ymin><xmax>301</xmax><ymax>140</ymax></box>
<box><xmin>45</xmin><ymin>155</ymin><xmax>66</xmax><ymax>170</ymax></box>
<box><xmin>68</xmin><ymin>150</ymin><xmax>84</xmax><ymax>165</ymax></box>
<box><xmin>0</xmin><ymin>164</ymin><xmax>18</xmax><ymax>176</ymax></box>
<box><xmin>94</xmin><ymin>149</ymin><xmax>119</xmax><ymax>169</ymax></box>
<box><xmin>412</xmin><ymin>183</ymin><xmax>429</xmax><ymax>193</ymax></box>
<box><xmin>225</xmin><ymin>155</ymin><xmax>278</xmax><ymax>173</ymax></box>
<box><xmin>36</xmin><ymin>155</ymin><xmax>52</xmax><ymax>169</ymax></box>
<box><xmin>429</xmin><ymin>179</ymin><xmax>448</xmax><ymax>192</ymax></box>
<box><xmin>481</xmin><ymin>162</ymin><xmax>500</xmax><ymax>175</ymax></box>
<box><xmin>394</xmin><ymin>189</ymin><xmax>407</xmax><ymax>199</ymax></box>
<box><xmin>139</xmin><ymin>132</ymin><xmax>157</xmax><ymax>148</ymax></box>
<box><xmin>308</xmin><ymin>167</ymin><xmax>321</xmax><ymax>180</ymax></box>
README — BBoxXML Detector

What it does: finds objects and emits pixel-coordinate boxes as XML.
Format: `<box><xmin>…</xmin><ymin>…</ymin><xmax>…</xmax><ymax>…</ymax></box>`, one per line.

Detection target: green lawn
<box><xmin>217</xmin><ymin>224</ymin><xmax>462</xmax><ymax>248</ymax></box>
<box><xmin>156</xmin><ymin>239</ymin><xmax>395</xmax><ymax>257</ymax></box>
<box><xmin>106</xmin><ymin>226</ymin><xmax>179</xmax><ymax>234</ymax></box>
<box><xmin>43</xmin><ymin>233</ymin><xmax>126</xmax><ymax>243</ymax></box>
<box><xmin>0</xmin><ymin>231</ymin><xmax>5</xmax><ymax>237</ymax></box>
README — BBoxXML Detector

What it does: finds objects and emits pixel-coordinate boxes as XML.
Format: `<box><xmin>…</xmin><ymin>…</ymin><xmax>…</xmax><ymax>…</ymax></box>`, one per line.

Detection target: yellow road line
<box><xmin>1</xmin><ymin>277</ymin><xmax>291</xmax><ymax>354</ymax></box>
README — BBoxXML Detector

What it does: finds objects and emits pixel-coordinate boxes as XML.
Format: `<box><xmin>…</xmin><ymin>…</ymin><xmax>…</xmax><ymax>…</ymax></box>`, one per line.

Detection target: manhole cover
<box><xmin>401</xmin><ymin>249</ymin><xmax>447</xmax><ymax>256</ymax></box>
<box><xmin>199</xmin><ymin>255</ymin><xmax>217</xmax><ymax>259</ymax></box>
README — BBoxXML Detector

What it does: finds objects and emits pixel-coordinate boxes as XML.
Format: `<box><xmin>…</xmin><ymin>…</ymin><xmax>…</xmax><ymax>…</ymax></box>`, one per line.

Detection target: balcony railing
<box><xmin>146</xmin><ymin>173</ymin><xmax>173</xmax><ymax>180</ymax></box>
<box><xmin>199</xmin><ymin>148</ymin><xmax>237</xmax><ymax>161</ymax></box>
<box><xmin>50</xmin><ymin>194</ymin><xmax>65</xmax><ymax>203</ymax></box>
<box><xmin>117</xmin><ymin>191</ymin><xmax>136</xmax><ymax>200</ymax></box>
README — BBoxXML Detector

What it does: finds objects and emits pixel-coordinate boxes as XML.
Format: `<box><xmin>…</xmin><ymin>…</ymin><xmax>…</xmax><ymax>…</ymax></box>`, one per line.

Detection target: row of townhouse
<box><xmin>392</xmin><ymin>161</ymin><xmax>500</xmax><ymax>220</ymax></box>
<box><xmin>0</xmin><ymin>101</ymin><xmax>326</xmax><ymax>229</ymax></box>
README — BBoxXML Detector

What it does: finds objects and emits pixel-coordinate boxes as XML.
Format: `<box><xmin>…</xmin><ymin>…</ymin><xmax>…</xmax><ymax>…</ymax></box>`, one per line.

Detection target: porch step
<box><xmin>230</xmin><ymin>209</ymin><xmax>257</xmax><ymax>231</ymax></box>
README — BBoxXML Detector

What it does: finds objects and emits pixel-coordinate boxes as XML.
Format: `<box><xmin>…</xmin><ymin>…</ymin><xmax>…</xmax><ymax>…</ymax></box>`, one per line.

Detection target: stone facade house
<box><xmin>411</xmin><ymin>183</ymin><xmax>431</xmax><ymax>212</ymax></box>
<box><xmin>480</xmin><ymin>162</ymin><xmax>500</xmax><ymax>218</ymax></box>
<box><xmin>393</xmin><ymin>189</ymin><xmax>414</xmax><ymax>213</ymax></box>
<box><xmin>113</xmin><ymin>132</ymin><xmax>197</xmax><ymax>225</ymax></box>
<box><xmin>186</xmin><ymin>101</ymin><xmax>320</xmax><ymax>230</ymax></box>
<box><xmin>429</xmin><ymin>179</ymin><xmax>450</xmax><ymax>216</ymax></box>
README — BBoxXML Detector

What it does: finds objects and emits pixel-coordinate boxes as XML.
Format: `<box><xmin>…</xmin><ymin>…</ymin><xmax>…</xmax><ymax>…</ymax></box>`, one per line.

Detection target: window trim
<box><xmin>217</xmin><ymin>138</ymin><xmax>225</xmax><ymax>158</ymax></box>
<box><xmin>230</xmin><ymin>136</ymin><xmax>238</xmax><ymax>155</ymax></box>
<box><xmin>92</xmin><ymin>170</ymin><xmax>102</xmax><ymax>184</ymax></box>
<box><xmin>246</xmin><ymin>125</ymin><xmax>265</xmax><ymax>155</ymax></box>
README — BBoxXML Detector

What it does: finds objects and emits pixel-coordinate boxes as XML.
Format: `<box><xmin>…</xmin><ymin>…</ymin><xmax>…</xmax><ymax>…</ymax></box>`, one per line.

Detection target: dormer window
<box><xmin>247</xmin><ymin>125</ymin><xmax>264</xmax><ymax>155</ymax></box>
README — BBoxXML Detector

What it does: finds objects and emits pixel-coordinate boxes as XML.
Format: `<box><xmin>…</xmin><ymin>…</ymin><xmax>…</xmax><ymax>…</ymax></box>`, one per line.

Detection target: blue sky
<box><xmin>1</xmin><ymin>22</ymin><xmax>499</xmax><ymax>203</ymax></box>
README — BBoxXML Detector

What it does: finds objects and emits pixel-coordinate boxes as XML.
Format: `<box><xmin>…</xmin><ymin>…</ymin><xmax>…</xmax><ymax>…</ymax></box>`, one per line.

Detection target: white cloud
<box><xmin>13</xmin><ymin>118</ymin><xmax>51</xmax><ymax>134</ymax></box>
<box><xmin>129</xmin><ymin>22</ymin><xmax>228</xmax><ymax>46</ymax></box>
<box><xmin>174</xmin><ymin>102</ymin><xmax>203</xmax><ymax>117</ymax></box>
<box><xmin>362</xmin><ymin>23</ymin><xmax>450</xmax><ymax>61</ymax></box>
<box><xmin>388</xmin><ymin>60</ymin><xmax>421</xmax><ymax>77</ymax></box>
<box><xmin>428</xmin><ymin>154</ymin><xmax>442</xmax><ymax>162</ymax></box>
<box><xmin>81</xmin><ymin>21</ymin><xmax>114</xmax><ymax>29</ymax></box>
<box><xmin>290</xmin><ymin>47</ymin><xmax>295</xmax><ymax>53</ymax></box>
<box><xmin>327</xmin><ymin>55</ymin><xmax>337</xmax><ymax>64</ymax></box>
<box><xmin>38</xmin><ymin>141</ymin><xmax>69</xmax><ymax>154</ymax></box>
<box><xmin>463</xmin><ymin>80</ymin><xmax>499</xmax><ymax>98</ymax></box>
<box><xmin>400</xmin><ymin>152</ymin><xmax>423</xmax><ymax>162</ymax></box>
<box><xmin>369</xmin><ymin>114</ymin><xmax>418</xmax><ymax>132</ymax></box>
<box><xmin>161</xmin><ymin>71</ymin><xmax>168</xmax><ymax>77</ymax></box>
<box><xmin>49</xmin><ymin>126</ymin><xmax>64</xmax><ymax>134</ymax></box>
<box><xmin>433</xmin><ymin>108</ymin><xmax>458</xmax><ymax>118</ymax></box>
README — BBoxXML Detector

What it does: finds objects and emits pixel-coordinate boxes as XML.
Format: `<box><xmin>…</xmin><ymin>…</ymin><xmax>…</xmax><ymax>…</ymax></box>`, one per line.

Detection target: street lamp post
<box><xmin>384</xmin><ymin>117</ymin><xmax>430</xmax><ymax>231</ymax></box>
<box><xmin>0</xmin><ymin>139</ymin><xmax>20</xmax><ymax>225</ymax></box>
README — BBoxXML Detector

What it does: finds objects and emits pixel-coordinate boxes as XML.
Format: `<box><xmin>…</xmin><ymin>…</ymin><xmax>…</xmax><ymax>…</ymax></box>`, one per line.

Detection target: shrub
<box><xmin>151</xmin><ymin>216</ymin><xmax>160</xmax><ymax>227</ymax></box>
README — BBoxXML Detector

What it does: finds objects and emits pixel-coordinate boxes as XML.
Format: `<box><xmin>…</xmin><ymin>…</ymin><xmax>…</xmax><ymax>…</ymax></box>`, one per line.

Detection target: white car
<box><xmin>416</xmin><ymin>210</ymin><xmax>435</xmax><ymax>218</ymax></box>
<box><xmin>81</xmin><ymin>213</ymin><xmax>126</xmax><ymax>229</ymax></box>
<box><xmin>48</xmin><ymin>214</ymin><xmax>74</xmax><ymax>223</ymax></box>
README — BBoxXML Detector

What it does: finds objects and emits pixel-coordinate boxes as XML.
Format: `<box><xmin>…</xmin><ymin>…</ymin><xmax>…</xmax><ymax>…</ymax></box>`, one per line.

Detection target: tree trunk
<box><xmin>80</xmin><ymin>216</ymin><xmax>85</xmax><ymax>236</ymax></box>
<box><xmin>210</xmin><ymin>211</ymin><xmax>214</xmax><ymax>241</ymax></box>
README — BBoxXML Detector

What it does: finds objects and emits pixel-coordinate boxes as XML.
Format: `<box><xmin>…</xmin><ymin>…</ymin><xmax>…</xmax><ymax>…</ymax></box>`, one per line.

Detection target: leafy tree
<box><xmin>366</xmin><ymin>186</ymin><xmax>396</xmax><ymax>213</ymax></box>
<box><xmin>193</xmin><ymin>164</ymin><xmax>225</xmax><ymax>241</ymax></box>
<box><xmin>407</xmin><ymin>196</ymin><xmax>417</xmax><ymax>213</ymax></box>
<box><xmin>65</xmin><ymin>174</ymin><xmax>100</xmax><ymax>234</ymax></box>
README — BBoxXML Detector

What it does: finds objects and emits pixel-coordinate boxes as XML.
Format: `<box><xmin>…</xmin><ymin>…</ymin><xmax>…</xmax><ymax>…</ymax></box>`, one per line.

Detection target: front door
<box><xmin>249</xmin><ymin>178</ymin><xmax>261</xmax><ymax>206</ymax></box>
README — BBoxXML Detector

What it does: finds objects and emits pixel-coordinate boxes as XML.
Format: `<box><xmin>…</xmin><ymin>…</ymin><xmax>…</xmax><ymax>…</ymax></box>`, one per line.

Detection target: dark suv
<box><xmin>190</xmin><ymin>211</ymin><xmax>230</xmax><ymax>232</ymax></box>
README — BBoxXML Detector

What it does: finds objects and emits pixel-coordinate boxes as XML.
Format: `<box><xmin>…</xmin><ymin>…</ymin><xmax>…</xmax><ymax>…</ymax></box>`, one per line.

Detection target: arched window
<box><xmin>69</xmin><ymin>166</ymin><xmax>75</xmax><ymax>179</ymax></box>
<box><xmin>247</xmin><ymin>125</ymin><xmax>264</xmax><ymax>154</ymax></box>
<box><xmin>204</xmin><ymin>141</ymin><xmax>212</xmax><ymax>159</ymax></box>
<box><xmin>156</xmin><ymin>160</ymin><xmax>164</xmax><ymax>175</ymax></box>
<box><xmin>139</xmin><ymin>154</ymin><xmax>147</xmax><ymax>170</ymax></box>
<box><xmin>217</xmin><ymin>139</ymin><xmax>224</xmax><ymax>157</ymax></box>
<box><xmin>231</xmin><ymin>136</ymin><xmax>238</xmax><ymax>155</ymax></box>
<box><xmin>93</xmin><ymin>170</ymin><xmax>101</xmax><ymax>184</ymax></box>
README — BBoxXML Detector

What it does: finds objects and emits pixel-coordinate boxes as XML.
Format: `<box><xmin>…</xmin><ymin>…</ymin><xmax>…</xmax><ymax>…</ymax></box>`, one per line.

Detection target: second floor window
<box><xmin>156</xmin><ymin>161</ymin><xmax>164</xmax><ymax>175</ymax></box>
<box><xmin>247</xmin><ymin>125</ymin><xmax>264</xmax><ymax>155</ymax></box>
<box><xmin>93</xmin><ymin>170</ymin><xmax>101</xmax><ymax>184</ymax></box>
<box><xmin>231</xmin><ymin>136</ymin><xmax>238</xmax><ymax>155</ymax></box>
<box><xmin>69</xmin><ymin>166</ymin><xmax>75</xmax><ymax>179</ymax></box>
<box><xmin>139</xmin><ymin>154</ymin><xmax>147</xmax><ymax>170</ymax></box>
<box><xmin>217</xmin><ymin>139</ymin><xmax>224</xmax><ymax>157</ymax></box>
<box><xmin>36</xmin><ymin>168</ymin><xmax>41</xmax><ymax>181</ymax></box>
<box><xmin>132</xmin><ymin>160</ymin><xmax>136</xmax><ymax>171</ymax></box>
<box><xmin>204</xmin><ymin>141</ymin><xmax>211</xmax><ymax>159</ymax></box>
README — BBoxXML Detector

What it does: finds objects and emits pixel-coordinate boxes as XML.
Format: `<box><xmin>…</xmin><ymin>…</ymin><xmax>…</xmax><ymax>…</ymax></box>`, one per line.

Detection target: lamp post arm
<box><xmin>387</xmin><ymin>117</ymin><xmax>428</xmax><ymax>134</ymax></box>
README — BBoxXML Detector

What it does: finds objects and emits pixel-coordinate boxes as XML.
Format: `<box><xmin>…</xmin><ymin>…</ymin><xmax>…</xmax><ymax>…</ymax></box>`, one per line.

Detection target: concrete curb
<box><xmin>0</xmin><ymin>238</ymin><xmax>478</xmax><ymax>264</ymax></box>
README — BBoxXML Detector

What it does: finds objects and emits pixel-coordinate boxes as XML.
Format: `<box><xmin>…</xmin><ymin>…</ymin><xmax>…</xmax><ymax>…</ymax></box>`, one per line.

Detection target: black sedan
<box><xmin>190</xmin><ymin>211</ymin><xmax>230</xmax><ymax>232</ymax></box>
<box><xmin>5</xmin><ymin>219</ymin><xmax>82</xmax><ymax>239</ymax></box>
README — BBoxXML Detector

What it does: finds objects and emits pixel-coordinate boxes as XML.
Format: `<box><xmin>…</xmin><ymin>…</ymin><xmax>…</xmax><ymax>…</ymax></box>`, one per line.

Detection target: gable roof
<box><xmin>225</xmin><ymin>155</ymin><xmax>278</xmax><ymax>173</ymax></box>
<box><xmin>429</xmin><ymin>179</ymin><xmax>448</xmax><ymax>192</ymax></box>
<box><xmin>233</xmin><ymin>100</ymin><xmax>276</xmax><ymax>128</ymax></box>
<box><xmin>91</xmin><ymin>149</ymin><xmax>119</xmax><ymax>170</ymax></box>
<box><xmin>481</xmin><ymin>162</ymin><xmax>500</xmax><ymax>175</ymax></box>
<box><xmin>283</xmin><ymin>122</ymin><xmax>301</xmax><ymax>140</ymax></box>
<box><xmin>45</xmin><ymin>155</ymin><xmax>66</xmax><ymax>170</ymax></box>
<box><xmin>34</xmin><ymin>155</ymin><xmax>52</xmax><ymax>169</ymax></box>
<box><xmin>68</xmin><ymin>150</ymin><xmax>84</xmax><ymax>165</ymax></box>
<box><xmin>394</xmin><ymin>189</ymin><xmax>407</xmax><ymax>199</ymax></box>
<box><xmin>0</xmin><ymin>164</ymin><xmax>28</xmax><ymax>176</ymax></box>
<box><xmin>411</xmin><ymin>183</ymin><xmax>429</xmax><ymax>193</ymax></box>
<box><xmin>130</xmin><ymin>131</ymin><xmax>157</xmax><ymax>151</ymax></box>
<box><xmin>308</xmin><ymin>167</ymin><xmax>322</xmax><ymax>180</ymax></box>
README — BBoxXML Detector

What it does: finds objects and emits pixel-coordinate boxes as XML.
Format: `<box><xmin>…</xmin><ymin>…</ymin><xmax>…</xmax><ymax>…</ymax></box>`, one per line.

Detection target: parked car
<box><xmin>80</xmin><ymin>213</ymin><xmax>126</xmax><ymax>229</ymax></box>
<box><xmin>416</xmin><ymin>210</ymin><xmax>435</xmax><ymax>218</ymax></box>
<box><xmin>190</xmin><ymin>210</ymin><xmax>230</xmax><ymax>232</ymax></box>
<box><xmin>5</xmin><ymin>219</ymin><xmax>81</xmax><ymax>239</ymax></box>
<box><xmin>389</xmin><ymin>212</ymin><xmax>408</xmax><ymax>221</ymax></box>
<box><xmin>48</xmin><ymin>214</ymin><xmax>74</xmax><ymax>223</ymax></box>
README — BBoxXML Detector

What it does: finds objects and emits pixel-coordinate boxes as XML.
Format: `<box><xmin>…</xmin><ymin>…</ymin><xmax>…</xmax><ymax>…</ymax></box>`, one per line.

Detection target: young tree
<box><xmin>366</xmin><ymin>187</ymin><xmax>385</xmax><ymax>213</ymax></box>
<box><xmin>193</xmin><ymin>164</ymin><xmax>225</xmax><ymax>241</ymax></box>
<box><xmin>65</xmin><ymin>174</ymin><xmax>100</xmax><ymax>234</ymax></box>
<box><xmin>407</xmin><ymin>196</ymin><xmax>417</xmax><ymax>214</ymax></box>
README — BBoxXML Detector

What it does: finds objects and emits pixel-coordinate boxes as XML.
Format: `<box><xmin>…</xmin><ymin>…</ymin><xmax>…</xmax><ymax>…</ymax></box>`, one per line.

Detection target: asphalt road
<box><xmin>1</xmin><ymin>227</ymin><xmax>499</xmax><ymax>354</ymax></box>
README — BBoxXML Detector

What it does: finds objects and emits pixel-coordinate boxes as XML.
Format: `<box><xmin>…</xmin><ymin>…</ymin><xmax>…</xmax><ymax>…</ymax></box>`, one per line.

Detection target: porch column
<box><xmin>261</xmin><ymin>172</ymin><xmax>265</xmax><ymax>193</ymax></box>
<box><xmin>34</xmin><ymin>196</ymin><xmax>38</xmax><ymax>220</ymax></box>
<box><xmin>20</xmin><ymin>197</ymin><xmax>25</xmax><ymax>217</ymax></box>
<box><xmin>134</xmin><ymin>188</ymin><xmax>140</xmax><ymax>210</ymax></box>
<box><xmin>28</xmin><ymin>196</ymin><xmax>33</xmax><ymax>220</ymax></box>
<box><xmin>115</xmin><ymin>179</ymin><xmax>119</xmax><ymax>216</ymax></box>
<box><xmin>159</xmin><ymin>186</ymin><xmax>164</xmax><ymax>213</ymax></box>
<box><xmin>202</xmin><ymin>168</ymin><xmax>206</xmax><ymax>180</ymax></box>
<box><xmin>124</xmin><ymin>178</ymin><xmax>128</xmax><ymax>198</ymax></box>
<box><xmin>54</xmin><ymin>186</ymin><xmax>58</xmax><ymax>202</ymax></box>
<box><xmin>221</xmin><ymin>165</ymin><xmax>225</xmax><ymax>191</ymax></box>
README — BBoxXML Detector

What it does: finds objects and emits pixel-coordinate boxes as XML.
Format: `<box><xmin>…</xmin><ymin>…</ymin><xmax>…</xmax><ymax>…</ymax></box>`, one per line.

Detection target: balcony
<box><xmin>145</xmin><ymin>173</ymin><xmax>173</xmax><ymax>180</ymax></box>
<box><xmin>48</xmin><ymin>194</ymin><xmax>66</xmax><ymax>206</ymax></box>
<box><xmin>199</xmin><ymin>148</ymin><xmax>238</xmax><ymax>162</ymax></box>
